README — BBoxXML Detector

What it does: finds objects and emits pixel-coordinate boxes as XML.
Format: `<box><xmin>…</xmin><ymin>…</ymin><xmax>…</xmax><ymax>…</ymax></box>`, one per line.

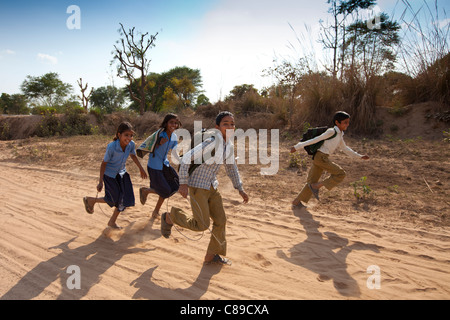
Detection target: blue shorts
<box><xmin>148</xmin><ymin>165</ymin><xmax>179</xmax><ymax>199</ymax></box>
<box><xmin>103</xmin><ymin>172</ymin><xmax>135</xmax><ymax>212</ymax></box>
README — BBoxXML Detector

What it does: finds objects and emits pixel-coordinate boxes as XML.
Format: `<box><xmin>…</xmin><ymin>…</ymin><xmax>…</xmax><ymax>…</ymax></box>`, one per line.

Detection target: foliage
<box><xmin>31</xmin><ymin>106</ymin><xmax>57</xmax><ymax>115</ymax></box>
<box><xmin>35</xmin><ymin>105</ymin><xmax>93</xmax><ymax>137</ymax></box>
<box><xmin>444</xmin><ymin>129</ymin><xmax>450</xmax><ymax>143</ymax></box>
<box><xmin>90</xmin><ymin>85</ymin><xmax>127</xmax><ymax>114</ymax></box>
<box><xmin>398</xmin><ymin>0</ymin><xmax>449</xmax><ymax>105</ymax></box>
<box><xmin>343</xmin><ymin>13</ymin><xmax>401</xmax><ymax>80</ymax></box>
<box><xmin>20</xmin><ymin>72</ymin><xmax>72</xmax><ymax>108</ymax></box>
<box><xmin>127</xmin><ymin>66</ymin><xmax>203</xmax><ymax>113</ymax></box>
<box><xmin>0</xmin><ymin>93</ymin><xmax>29</xmax><ymax>115</ymax></box>
<box><xmin>196</xmin><ymin>94</ymin><xmax>210</xmax><ymax>107</ymax></box>
<box><xmin>351</xmin><ymin>176</ymin><xmax>372</xmax><ymax>200</ymax></box>
<box><xmin>111</xmin><ymin>23</ymin><xmax>158</xmax><ymax>115</ymax></box>
<box><xmin>226</xmin><ymin>84</ymin><xmax>258</xmax><ymax>101</ymax></box>
<box><xmin>288</xmin><ymin>152</ymin><xmax>308</xmax><ymax>171</ymax></box>
<box><xmin>62</xmin><ymin>106</ymin><xmax>93</xmax><ymax>136</ymax></box>
<box><xmin>36</xmin><ymin>112</ymin><xmax>62</xmax><ymax>137</ymax></box>
<box><xmin>0</xmin><ymin>121</ymin><xmax>11</xmax><ymax>140</ymax></box>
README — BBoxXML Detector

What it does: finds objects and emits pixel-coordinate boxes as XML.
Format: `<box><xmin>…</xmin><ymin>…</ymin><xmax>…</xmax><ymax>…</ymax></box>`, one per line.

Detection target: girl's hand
<box><xmin>239</xmin><ymin>190</ymin><xmax>249</xmax><ymax>204</ymax></box>
<box><xmin>160</xmin><ymin>137</ymin><xmax>168</xmax><ymax>145</ymax></box>
<box><xmin>361</xmin><ymin>155</ymin><xmax>370</xmax><ymax>160</ymax></box>
<box><xmin>140</xmin><ymin>168</ymin><xmax>148</xmax><ymax>179</ymax></box>
<box><xmin>97</xmin><ymin>181</ymin><xmax>103</xmax><ymax>192</ymax></box>
<box><xmin>290</xmin><ymin>147</ymin><xmax>297</xmax><ymax>153</ymax></box>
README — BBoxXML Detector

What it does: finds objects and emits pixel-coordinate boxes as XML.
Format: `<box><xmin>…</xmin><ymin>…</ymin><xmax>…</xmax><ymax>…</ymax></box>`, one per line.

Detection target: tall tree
<box><xmin>344</xmin><ymin>13</ymin><xmax>400</xmax><ymax>80</ymax></box>
<box><xmin>112</xmin><ymin>23</ymin><xmax>158</xmax><ymax>115</ymax></box>
<box><xmin>0</xmin><ymin>93</ymin><xmax>29</xmax><ymax>115</ymax></box>
<box><xmin>127</xmin><ymin>66</ymin><xmax>203</xmax><ymax>112</ymax></box>
<box><xmin>319</xmin><ymin>0</ymin><xmax>376</xmax><ymax>79</ymax></box>
<box><xmin>90</xmin><ymin>86</ymin><xmax>126</xmax><ymax>114</ymax></box>
<box><xmin>21</xmin><ymin>72</ymin><xmax>72</xmax><ymax>107</ymax></box>
<box><xmin>163</xmin><ymin>66</ymin><xmax>202</xmax><ymax>108</ymax></box>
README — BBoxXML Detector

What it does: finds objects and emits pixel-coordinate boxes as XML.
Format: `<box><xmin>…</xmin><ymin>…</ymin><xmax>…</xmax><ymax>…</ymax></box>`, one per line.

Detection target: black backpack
<box><xmin>301</xmin><ymin>126</ymin><xmax>337</xmax><ymax>157</ymax></box>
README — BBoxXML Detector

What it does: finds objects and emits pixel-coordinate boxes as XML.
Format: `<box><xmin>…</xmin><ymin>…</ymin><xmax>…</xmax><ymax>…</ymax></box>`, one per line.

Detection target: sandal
<box><xmin>139</xmin><ymin>187</ymin><xmax>146</xmax><ymax>205</ymax></box>
<box><xmin>205</xmin><ymin>254</ymin><xmax>232</xmax><ymax>266</ymax></box>
<box><xmin>161</xmin><ymin>212</ymin><xmax>173</xmax><ymax>238</ymax></box>
<box><xmin>308</xmin><ymin>183</ymin><xmax>320</xmax><ymax>201</ymax></box>
<box><xmin>83</xmin><ymin>197</ymin><xmax>94</xmax><ymax>214</ymax></box>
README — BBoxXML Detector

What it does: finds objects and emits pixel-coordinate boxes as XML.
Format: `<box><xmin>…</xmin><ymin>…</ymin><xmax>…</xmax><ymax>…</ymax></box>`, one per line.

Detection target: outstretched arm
<box><xmin>130</xmin><ymin>154</ymin><xmax>148</xmax><ymax>179</ymax></box>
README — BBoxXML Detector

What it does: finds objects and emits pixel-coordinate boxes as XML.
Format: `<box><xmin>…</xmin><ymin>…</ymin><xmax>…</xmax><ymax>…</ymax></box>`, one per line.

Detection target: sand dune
<box><xmin>1</xmin><ymin>155</ymin><xmax>449</xmax><ymax>300</ymax></box>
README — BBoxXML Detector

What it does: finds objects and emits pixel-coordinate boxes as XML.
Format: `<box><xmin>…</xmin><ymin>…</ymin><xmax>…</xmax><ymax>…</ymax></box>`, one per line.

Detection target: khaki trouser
<box><xmin>294</xmin><ymin>151</ymin><xmax>346</xmax><ymax>203</ymax></box>
<box><xmin>170</xmin><ymin>186</ymin><xmax>227</xmax><ymax>256</ymax></box>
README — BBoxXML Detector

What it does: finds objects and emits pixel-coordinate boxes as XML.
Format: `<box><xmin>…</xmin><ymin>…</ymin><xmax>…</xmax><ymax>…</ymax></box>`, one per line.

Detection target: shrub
<box><xmin>62</xmin><ymin>106</ymin><xmax>93</xmax><ymax>136</ymax></box>
<box><xmin>31</xmin><ymin>106</ymin><xmax>57</xmax><ymax>115</ymax></box>
<box><xmin>36</xmin><ymin>113</ymin><xmax>62</xmax><ymax>137</ymax></box>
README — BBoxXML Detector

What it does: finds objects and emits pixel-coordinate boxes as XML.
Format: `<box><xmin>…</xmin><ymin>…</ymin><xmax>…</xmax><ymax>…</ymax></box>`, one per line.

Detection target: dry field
<box><xmin>0</xmin><ymin>122</ymin><xmax>448</xmax><ymax>300</ymax></box>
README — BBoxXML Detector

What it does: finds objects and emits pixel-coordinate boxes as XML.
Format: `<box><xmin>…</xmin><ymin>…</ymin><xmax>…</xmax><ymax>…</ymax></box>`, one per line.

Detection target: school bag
<box><xmin>179</xmin><ymin>128</ymin><xmax>218</xmax><ymax>176</ymax></box>
<box><xmin>301</xmin><ymin>126</ymin><xmax>337</xmax><ymax>157</ymax></box>
<box><xmin>136</xmin><ymin>128</ymin><xmax>164</xmax><ymax>158</ymax></box>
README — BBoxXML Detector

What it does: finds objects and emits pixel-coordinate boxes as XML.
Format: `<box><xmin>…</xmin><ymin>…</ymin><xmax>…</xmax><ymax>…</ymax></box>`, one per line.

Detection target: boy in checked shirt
<box><xmin>161</xmin><ymin>111</ymin><xmax>249</xmax><ymax>266</ymax></box>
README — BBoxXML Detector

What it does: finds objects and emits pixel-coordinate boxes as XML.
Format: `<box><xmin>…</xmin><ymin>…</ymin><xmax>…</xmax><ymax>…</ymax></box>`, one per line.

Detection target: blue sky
<box><xmin>0</xmin><ymin>0</ymin><xmax>448</xmax><ymax>103</ymax></box>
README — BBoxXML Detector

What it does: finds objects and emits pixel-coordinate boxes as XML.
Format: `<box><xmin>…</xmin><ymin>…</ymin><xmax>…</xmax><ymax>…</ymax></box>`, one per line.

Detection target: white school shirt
<box><xmin>179</xmin><ymin>137</ymin><xmax>244</xmax><ymax>192</ymax></box>
<box><xmin>294</xmin><ymin>126</ymin><xmax>362</xmax><ymax>159</ymax></box>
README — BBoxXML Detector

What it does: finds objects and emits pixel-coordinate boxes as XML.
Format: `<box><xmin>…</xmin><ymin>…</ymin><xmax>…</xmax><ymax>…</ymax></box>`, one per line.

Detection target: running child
<box><xmin>139</xmin><ymin>113</ymin><xmax>181</xmax><ymax>219</ymax></box>
<box><xmin>161</xmin><ymin>111</ymin><xmax>249</xmax><ymax>265</ymax></box>
<box><xmin>83</xmin><ymin>122</ymin><xmax>147</xmax><ymax>228</ymax></box>
<box><xmin>290</xmin><ymin>111</ymin><xmax>369</xmax><ymax>207</ymax></box>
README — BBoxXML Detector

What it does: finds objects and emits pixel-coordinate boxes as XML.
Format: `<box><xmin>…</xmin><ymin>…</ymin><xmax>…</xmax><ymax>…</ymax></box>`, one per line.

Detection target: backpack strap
<box><xmin>312</xmin><ymin>128</ymin><xmax>337</xmax><ymax>160</ymax></box>
<box><xmin>187</xmin><ymin>136</ymin><xmax>216</xmax><ymax>176</ymax></box>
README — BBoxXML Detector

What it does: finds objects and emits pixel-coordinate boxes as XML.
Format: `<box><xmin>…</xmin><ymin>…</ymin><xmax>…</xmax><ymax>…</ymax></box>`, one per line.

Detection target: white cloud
<box><xmin>0</xmin><ymin>49</ymin><xmax>16</xmax><ymax>59</ymax></box>
<box><xmin>37</xmin><ymin>53</ymin><xmax>58</xmax><ymax>65</ymax></box>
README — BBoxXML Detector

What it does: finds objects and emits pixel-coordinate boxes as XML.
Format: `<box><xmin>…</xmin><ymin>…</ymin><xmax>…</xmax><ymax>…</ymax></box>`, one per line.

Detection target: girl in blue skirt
<box><xmin>83</xmin><ymin>122</ymin><xmax>147</xmax><ymax>228</ymax></box>
<box><xmin>139</xmin><ymin>113</ymin><xmax>180</xmax><ymax>219</ymax></box>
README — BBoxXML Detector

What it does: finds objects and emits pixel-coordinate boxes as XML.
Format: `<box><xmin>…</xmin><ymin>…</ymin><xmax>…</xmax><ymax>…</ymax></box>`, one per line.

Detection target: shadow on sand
<box><xmin>130</xmin><ymin>263</ymin><xmax>223</xmax><ymax>300</ymax></box>
<box><xmin>277</xmin><ymin>207</ymin><xmax>380</xmax><ymax>297</ymax></box>
<box><xmin>1</xmin><ymin>219</ymin><xmax>160</xmax><ymax>300</ymax></box>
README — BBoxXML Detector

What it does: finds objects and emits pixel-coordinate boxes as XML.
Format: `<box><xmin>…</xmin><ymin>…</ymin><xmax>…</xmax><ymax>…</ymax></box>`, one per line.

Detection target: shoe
<box><xmin>161</xmin><ymin>212</ymin><xmax>173</xmax><ymax>238</ymax></box>
<box><xmin>292</xmin><ymin>202</ymin><xmax>307</xmax><ymax>209</ymax></box>
<box><xmin>204</xmin><ymin>254</ymin><xmax>232</xmax><ymax>266</ymax></box>
<box><xmin>308</xmin><ymin>183</ymin><xmax>320</xmax><ymax>201</ymax></box>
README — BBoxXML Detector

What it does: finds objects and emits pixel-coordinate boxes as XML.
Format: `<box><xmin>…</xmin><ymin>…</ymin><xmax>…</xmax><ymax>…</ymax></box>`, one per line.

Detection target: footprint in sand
<box><xmin>255</xmin><ymin>253</ymin><xmax>272</xmax><ymax>268</ymax></box>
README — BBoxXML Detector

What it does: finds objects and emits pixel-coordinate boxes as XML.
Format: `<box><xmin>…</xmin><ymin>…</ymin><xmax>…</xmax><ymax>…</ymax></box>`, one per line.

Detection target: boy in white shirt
<box><xmin>290</xmin><ymin>111</ymin><xmax>369</xmax><ymax>207</ymax></box>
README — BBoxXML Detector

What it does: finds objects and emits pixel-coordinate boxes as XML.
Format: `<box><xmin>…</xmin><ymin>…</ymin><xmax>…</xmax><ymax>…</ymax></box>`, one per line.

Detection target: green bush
<box><xmin>31</xmin><ymin>106</ymin><xmax>57</xmax><ymax>115</ymax></box>
<box><xmin>36</xmin><ymin>113</ymin><xmax>62</xmax><ymax>137</ymax></box>
<box><xmin>62</xmin><ymin>106</ymin><xmax>92</xmax><ymax>136</ymax></box>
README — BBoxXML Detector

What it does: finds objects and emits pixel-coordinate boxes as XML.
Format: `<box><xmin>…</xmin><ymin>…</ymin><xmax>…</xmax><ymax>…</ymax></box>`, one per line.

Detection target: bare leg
<box><xmin>108</xmin><ymin>208</ymin><xmax>121</xmax><ymax>229</ymax></box>
<box><xmin>152</xmin><ymin>196</ymin><xmax>165</xmax><ymax>219</ymax></box>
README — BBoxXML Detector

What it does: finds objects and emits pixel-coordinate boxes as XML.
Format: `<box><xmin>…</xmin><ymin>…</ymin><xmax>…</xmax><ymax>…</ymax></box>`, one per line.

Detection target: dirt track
<box><xmin>0</xmin><ymin>135</ymin><xmax>448</xmax><ymax>299</ymax></box>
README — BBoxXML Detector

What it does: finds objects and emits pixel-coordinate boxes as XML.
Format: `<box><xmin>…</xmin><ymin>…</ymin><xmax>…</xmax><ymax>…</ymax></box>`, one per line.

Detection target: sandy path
<box><xmin>0</xmin><ymin>162</ymin><xmax>449</xmax><ymax>300</ymax></box>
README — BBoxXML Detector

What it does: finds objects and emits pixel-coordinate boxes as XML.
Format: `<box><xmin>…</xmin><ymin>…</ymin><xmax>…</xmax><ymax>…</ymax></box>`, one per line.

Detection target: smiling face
<box><xmin>118</xmin><ymin>130</ymin><xmax>134</xmax><ymax>148</ymax></box>
<box><xmin>335</xmin><ymin>118</ymin><xmax>350</xmax><ymax>132</ymax></box>
<box><xmin>215</xmin><ymin>115</ymin><xmax>235</xmax><ymax>141</ymax></box>
<box><xmin>166</xmin><ymin>118</ymin><xmax>180</xmax><ymax>133</ymax></box>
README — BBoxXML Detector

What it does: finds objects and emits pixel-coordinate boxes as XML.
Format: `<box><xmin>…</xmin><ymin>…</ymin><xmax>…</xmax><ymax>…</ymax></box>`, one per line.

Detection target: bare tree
<box><xmin>112</xmin><ymin>23</ymin><xmax>158</xmax><ymax>115</ymax></box>
<box><xmin>77</xmin><ymin>78</ymin><xmax>93</xmax><ymax>112</ymax></box>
